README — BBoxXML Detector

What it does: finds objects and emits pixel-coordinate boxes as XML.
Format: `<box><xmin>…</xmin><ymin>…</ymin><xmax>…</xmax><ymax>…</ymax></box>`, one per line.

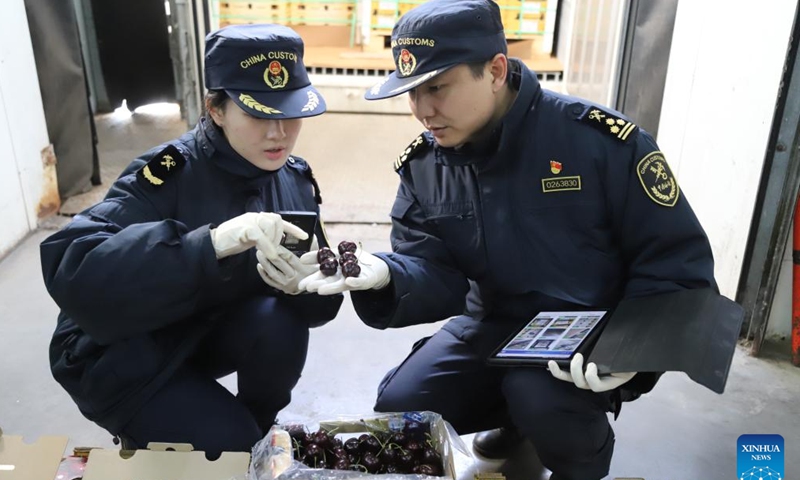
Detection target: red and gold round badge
<box><xmin>397</xmin><ymin>48</ymin><xmax>417</xmax><ymax>77</ymax></box>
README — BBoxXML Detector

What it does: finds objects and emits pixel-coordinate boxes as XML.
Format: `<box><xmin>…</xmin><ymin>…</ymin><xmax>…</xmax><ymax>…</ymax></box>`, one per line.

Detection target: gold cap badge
<box><xmin>397</xmin><ymin>49</ymin><xmax>417</xmax><ymax>77</ymax></box>
<box><xmin>264</xmin><ymin>60</ymin><xmax>289</xmax><ymax>89</ymax></box>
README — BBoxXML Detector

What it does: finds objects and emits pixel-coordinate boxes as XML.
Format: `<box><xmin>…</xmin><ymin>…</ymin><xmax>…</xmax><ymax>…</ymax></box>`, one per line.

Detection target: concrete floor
<box><xmin>3</xmin><ymin>109</ymin><xmax>800</xmax><ymax>480</ymax></box>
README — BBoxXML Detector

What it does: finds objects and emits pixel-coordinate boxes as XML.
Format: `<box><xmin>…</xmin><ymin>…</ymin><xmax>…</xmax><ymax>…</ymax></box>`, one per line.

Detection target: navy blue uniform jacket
<box><xmin>352</xmin><ymin>60</ymin><xmax>717</xmax><ymax>397</ymax></box>
<box><xmin>41</xmin><ymin>117</ymin><xmax>343</xmax><ymax>433</ymax></box>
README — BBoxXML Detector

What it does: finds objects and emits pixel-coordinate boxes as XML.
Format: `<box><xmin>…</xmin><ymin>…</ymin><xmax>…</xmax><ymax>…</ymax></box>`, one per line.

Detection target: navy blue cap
<box><xmin>365</xmin><ymin>0</ymin><xmax>507</xmax><ymax>100</ymax></box>
<box><xmin>204</xmin><ymin>24</ymin><xmax>326</xmax><ymax>119</ymax></box>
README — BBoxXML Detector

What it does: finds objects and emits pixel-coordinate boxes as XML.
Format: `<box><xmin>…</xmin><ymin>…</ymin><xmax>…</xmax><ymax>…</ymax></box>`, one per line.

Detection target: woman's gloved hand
<box><xmin>256</xmin><ymin>237</ymin><xmax>319</xmax><ymax>295</ymax></box>
<box><xmin>209</xmin><ymin>212</ymin><xmax>308</xmax><ymax>260</ymax></box>
<box><xmin>548</xmin><ymin>353</ymin><xmax>636</xmax><ymax>392</ymax></box>
<box><xmin>298</xmin><ymin>248</ymin><xmax>390</xmax><ymax>295</ymax></box>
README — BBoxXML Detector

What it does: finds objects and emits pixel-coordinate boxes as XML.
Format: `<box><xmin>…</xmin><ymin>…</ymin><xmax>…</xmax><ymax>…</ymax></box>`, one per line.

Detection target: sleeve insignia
<box><xmin>137</xmin><ymin>144</ymin><xmax>185</xmax><ymax>186</ymax></box>
<box><xmin>636</xmin><ymin>151</ymin><xmax>680</xmax><ymax>207</ymax></box>
<box><xmin>580</xmin><ymin>107</ymin><xmax>638</xmax><ymax>142</ymax></box>
<box><xmin>394</xmin><ymin>134</ymin><xmax>427</xmax><ymax>172</ymax></box>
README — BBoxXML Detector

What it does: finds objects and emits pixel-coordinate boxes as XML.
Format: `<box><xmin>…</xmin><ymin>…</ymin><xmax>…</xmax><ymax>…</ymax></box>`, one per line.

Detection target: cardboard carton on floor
<box><xmin>82</xmin><ymin>442</ymin><xmax>250</xmax><ymax>480</ymax></box>
<box><xmin>0</xmin><ymin>427</ymin><xmax>250</xmax><ymax>480</ymax></box>
<box><xmin>0</xmin><ymin>428</ymin><xmax>68</xmax><ymax>480</ymax></box>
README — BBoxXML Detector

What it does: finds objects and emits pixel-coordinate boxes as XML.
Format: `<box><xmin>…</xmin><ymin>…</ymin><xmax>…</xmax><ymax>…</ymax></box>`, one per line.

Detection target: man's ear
<box><xmin>489</xmin><ymin>53</ymin><xmax>509</xmax><ymax>91</ymax></box>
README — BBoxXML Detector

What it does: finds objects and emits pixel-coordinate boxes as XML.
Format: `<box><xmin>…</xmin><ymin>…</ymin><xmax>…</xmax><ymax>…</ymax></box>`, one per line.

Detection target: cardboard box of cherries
<box><xmin>250</xmin><ymin>412</ymin><xmax>467</xmax><ymax>480</ymax></box>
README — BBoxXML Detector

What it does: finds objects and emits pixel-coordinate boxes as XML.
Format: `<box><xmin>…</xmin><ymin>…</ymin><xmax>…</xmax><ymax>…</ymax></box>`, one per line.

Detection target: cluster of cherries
<box><xmin>317</xmin><ymin>241</ymin><xmax>361</xmax><ymax>278</ymax></box>
<box><xmin>284</xmin><ymin>420</ymin><xmax>444</xmax><ymax>476</ymax></box>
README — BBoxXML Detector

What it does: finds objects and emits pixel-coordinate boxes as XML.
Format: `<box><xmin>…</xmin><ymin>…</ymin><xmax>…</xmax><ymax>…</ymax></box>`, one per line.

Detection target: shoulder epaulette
<box><xmin>394</xmin><ymin>134</ymin><xmax>428</xmax><ymax>172</ymax></box>
<box><xmin>577</xmin><ymin>105</ymin><xmax>638</xmax><ymax>143</ymax></box>
<box><xmin>287</xmin><ymin>156</ymin><xmax>323</xmax><ymax>204</ymax></box>
<box><xmin>137</xmin><ymin>144</ymin><xmax>186</xmax><ymax>186</ymax></box>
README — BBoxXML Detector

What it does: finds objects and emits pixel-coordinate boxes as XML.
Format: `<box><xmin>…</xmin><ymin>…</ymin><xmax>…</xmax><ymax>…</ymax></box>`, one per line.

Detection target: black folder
<box><xmin>587</xmin><ymin>288</ymin><xmax>744</xmax><ymax>394</ymax></box>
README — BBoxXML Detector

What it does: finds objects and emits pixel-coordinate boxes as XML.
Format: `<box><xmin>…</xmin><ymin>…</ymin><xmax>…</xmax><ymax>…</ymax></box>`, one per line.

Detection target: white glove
<box><xmin>209</xmin><ymin>212</ymin><xmax>308</xmax><ymax>260</ymax></box>
<box><xmin>256</xmin><ymin>237</ymin><xmax>319</xmax><ymax>295</ymax></box>
<box><xmin>297</xmin><ymin>248</ymin><xmax>390</xmax><ymax>296</ymax></box>
<box><xmin>548</xmin><ymin>353</ymin><xmax>636</xmax><ymax>392</ymax></box>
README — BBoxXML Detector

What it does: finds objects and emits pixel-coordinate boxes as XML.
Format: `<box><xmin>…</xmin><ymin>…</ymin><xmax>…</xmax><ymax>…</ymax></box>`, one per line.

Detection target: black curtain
<box><xmin>24</xmin><ymin>0</ymin><xmax>100</xmax><ymax>199</ymax></box>
<box><xmin>90</xmin><ymin>0</ymin><xmax>176</xmax><ymax>110</ymax></box>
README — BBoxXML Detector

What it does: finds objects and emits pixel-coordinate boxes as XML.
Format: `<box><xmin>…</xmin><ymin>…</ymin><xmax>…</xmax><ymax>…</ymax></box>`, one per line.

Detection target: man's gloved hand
<box><xmin>256</xmin><ymin>237</ymin><xmax>319</xmax><ymax>295</ymax></box>
<box><xmin>209</xmin><ymin>212</ymin><xmax>308</xmax><ymax>260</ymax></box>
<box><xmin>297</xmin><ymin>248</ymin><xmax>390</xmax><ymax>296</ymax></box>
<box><xmin>548</xmin><ymin>353</ymin><xmax>636</xmax><ymax>392</ymax></box>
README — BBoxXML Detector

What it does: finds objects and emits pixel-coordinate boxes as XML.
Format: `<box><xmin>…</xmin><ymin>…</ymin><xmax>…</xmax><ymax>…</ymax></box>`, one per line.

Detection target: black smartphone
<box><xmin>278</xmin><ymin>211</ymin><xmax>318</xmax><ymax>256</ymax></box>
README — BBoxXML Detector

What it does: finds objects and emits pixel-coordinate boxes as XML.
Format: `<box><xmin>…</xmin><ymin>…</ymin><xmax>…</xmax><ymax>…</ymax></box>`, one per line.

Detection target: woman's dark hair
<box><xmin>204</xmin><ymin>90</ymin><xmax>228</xmax><ymax>115</ymax></box>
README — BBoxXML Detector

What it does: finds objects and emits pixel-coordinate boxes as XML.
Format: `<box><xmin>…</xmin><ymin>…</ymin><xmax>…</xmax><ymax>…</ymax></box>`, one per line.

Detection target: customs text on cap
<box><xmin>365</xmin><ymin>0</ymin><xmax>507</xmax><ymax>100</ymax></box>
<box><xmin>204</xmin><ymin>24</ymin><xmax>326</xmax><ymax>118</ymax></box>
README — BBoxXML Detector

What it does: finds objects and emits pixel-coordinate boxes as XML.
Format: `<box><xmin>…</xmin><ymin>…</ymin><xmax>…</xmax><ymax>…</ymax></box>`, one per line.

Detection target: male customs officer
<box><xmin>42</xmin><ymin>25</ymin><xmax>342</xmax><ymax>455</ymax></box>
<box><xmin>298</xmin><ymin>1</ymin><xmax>717</xmax><ymax>479</ymax></box>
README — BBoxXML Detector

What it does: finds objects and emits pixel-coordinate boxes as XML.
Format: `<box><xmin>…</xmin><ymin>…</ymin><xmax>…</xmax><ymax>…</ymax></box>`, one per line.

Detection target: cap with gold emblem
<box><xmin>204</xmin><ymin>24</ymin><xmax>325</xmax><ymax>119</ymax></box>
<box><xmin>365</xmin><ymin>0</ymin><xmax>507</xmax><ymax>101</ymax></box>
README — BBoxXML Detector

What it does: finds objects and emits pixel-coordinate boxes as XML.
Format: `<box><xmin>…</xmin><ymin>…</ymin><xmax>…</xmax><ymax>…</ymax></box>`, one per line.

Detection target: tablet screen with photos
<box><xmin>490</xmin><ymin>310</ymin><xmax>610</xmax><ymax>364</ymax></box>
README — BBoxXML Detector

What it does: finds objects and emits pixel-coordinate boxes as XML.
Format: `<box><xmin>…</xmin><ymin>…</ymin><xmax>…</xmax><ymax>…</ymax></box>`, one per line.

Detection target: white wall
<box><xmin>0</xmin><ymin>0</ymin><xmax>52</xmax><ymax>259</ymax></box>
<box><xmin>658</xmin><ymin>0</ymin><xmax>797</xmax><ymax>305</ymax></box>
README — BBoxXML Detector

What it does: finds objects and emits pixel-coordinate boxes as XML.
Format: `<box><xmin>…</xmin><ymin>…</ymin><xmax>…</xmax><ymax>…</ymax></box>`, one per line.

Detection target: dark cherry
<box><xmin>404</xmin><ymin>420</ymin><xmax>428</xmax><ymax>440</ymax></box>
<box><xmin>389</xmin><ymin>432</ymin><xmax>407</xmax><ymax>446</ymax></box>
<box><xmin>332</xmin><ymin>447</ymin><xmax>348</xmax><ymax>460</ymax></box>
<box><xmin>405</xmin><ymin>440</ymin><xmax>424</xmax><ymax>458</ymax></box>
<box><xmin>312</xmin><ymin>430</ymin><xmax>333</xmax><ymax>449</ymax></box>
<box><xmin>361</xmin><ymin>453</ymin><xmax>381</xmax><ymax>473</ymax></box>
<box><xmin>398</xmin><ymin>451</ymin><xmax>416</xmax><ymax>469</ymax></box>
<box><xmin>340</xmin><ymin>251</ymin><xmax>357</xmax><ymax>264</ymax></box>
<box><xmin>341</xmin><ymin>260</ymin><xmax>361</xmax><ymax>278</ymax></box>
<box><xmin>343</xmin><ymin>437</ymin><xmax>360</xmax><ymax>455</ymax></box>
<box><xmin>422</xmin><ymin>447</ymin><xmax>442</xmax><ymax>465</ymax></box>
<box><xmin>347</xmin><ymin>454</ymin><xmax>359</xmax><ymax>465</ymax></box>
<box><xmin>359</xmin><ymin>435</ymin><xmax>381</xmax><ymax>454</ymax></box>
<box><xmin>338</xmin><ymin>240</ymin><xmax>357</xmax><ymax>255</ymax></box>
<box><xmin>302</xmin><ymin>452</ymin><xmax>328</xmax><ymax>468</ymax></box>
<box><xmin>333</xmin><ymin>458</ymin><xmax>351</xmax><ymax>470</ymax></box>
<box><xmin>379</xmin><ymin>447</ymin><xmax>398</xmax><ymax>465</ymax></box>
<box><xmin>304</xmin><ymin>443</ymin><xmax>323</xmax><ymax>461</ymax></box>
<box><xmin>317</xmin><ymin>247</ymin><xmax>336</xmax><ymax>263</ymax></box>
<box><xmin>320</xmin><ymin>258</ymin><xmax>338</xmax><ymax>276</ymax></box>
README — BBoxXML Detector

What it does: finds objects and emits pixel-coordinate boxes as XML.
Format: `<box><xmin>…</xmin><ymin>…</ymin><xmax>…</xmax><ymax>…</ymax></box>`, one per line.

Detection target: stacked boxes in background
<box><xmin>498</xmin><ymin>0</ymin><xmax>549</xmax><ymax>39</ymax></box>
<box><xmin>217</xmin><ymin>0</ymin><xmax>356</xmax><ymax>28</ymax></box>
<box><xmin>370</xmin><ymin>0</ymin><xmax>420</xmax><ymax>33</ymax></box>
<box><xmin>215</xmin><ymin>0</ymin><xmax>550</xmax><ymax>35</ymax></box>
<box><xmin>366</xmin><ymin>0</ymin><xmax>552</xmax><ymax>47</ymax></box>
<box><xmin>217</xmin><ymin>0</ymin><xmax>289</xmax><ymax>27</ymax></box>
<box><xmin>288</xmin><ymin>0</ymin><xmax>356</xmax><ymax>26</ymax></box>
<box><xmin>212</xmin><ymin>0</ymin><xmax>555</xmax><ymax>54</ymax></box>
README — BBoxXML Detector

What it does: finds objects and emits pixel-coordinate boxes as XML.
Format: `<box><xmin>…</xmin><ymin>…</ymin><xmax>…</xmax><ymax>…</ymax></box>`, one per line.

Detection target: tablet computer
<box><xmin>278</xmin><ymin>211</ymin><xmax>318</xmax><ymax>256</ymax></box>
<box><xmin>487</xmin><ymin>310</ymin><xmax>611</xmax><ymax>369</ymax></box>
